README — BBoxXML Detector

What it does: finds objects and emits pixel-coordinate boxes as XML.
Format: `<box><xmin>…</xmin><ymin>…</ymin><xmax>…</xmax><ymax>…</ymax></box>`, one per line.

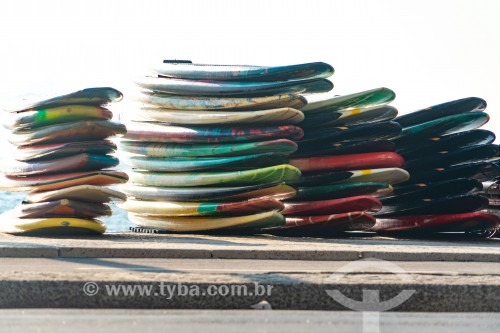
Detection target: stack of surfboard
<box><xmin>372</xmin><ymin>97</ymin><xmax>500</xmax><ymax>237</ymax></box>
<box><xmin>271</xmin><ymin>87</ymin><xmax>409</xmax><ymax>235</ymax></box>
<box><xmin>119</xmin><ymin>61</ymin><xmax>334</xmax><ymax>233</ymax></box>
<box><xmin>0</xmin><ymin>87</ymin><xmax>127</xmax><ymax>235</ymax></box>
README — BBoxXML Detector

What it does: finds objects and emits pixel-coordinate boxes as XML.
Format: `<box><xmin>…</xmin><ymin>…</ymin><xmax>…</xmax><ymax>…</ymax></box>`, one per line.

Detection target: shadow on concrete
<box><xmin>51</xmin><ymin>257</ymin><xmax>182</xmax><ymax>273</ymax></box>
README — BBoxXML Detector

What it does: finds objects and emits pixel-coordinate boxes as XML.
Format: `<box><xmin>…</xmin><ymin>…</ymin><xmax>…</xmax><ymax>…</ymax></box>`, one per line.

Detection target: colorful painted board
<box><xmin>121</xmin><ymin>183</ymin><xmax>297</xmax><ymax>202</ymax></box>
<box><xmin>153</xmin><ymin>61</ymin><xmax>334</xmax><ymax>81</ymax></box>
<box><xmin>395</xmin><ymin>97</ymin><xmax>487</xmax><ymax>128</ymax></box>
<box><xmin>128</xmin><ymin>211</ymin><xmax>285</xmax><ymax>232</ymax></box>
<box><xmin>136</xmin><ymin>92</ymin><xmax>307</xmax><ymax>111</ymax></box>
<box><xmin>289</xmin><ymin>152</ymin><xmax>404</xmax><ymax>172</ymax></box>
<box><xmin>282</xmin><ymin>196</ymin><xmax>382</xmax><ymax>215</ymax></box>
<box><xmin>278</xmin><ymin>212</ymin><xmax>376</xmax><ymax>232</ymax></box>
<box><xmin>14</xmin><ymin>140</ymin><xmax>117</xmax><ymax>161</ymax></box>
<box><xmin>4</xmin><ymin>105</ymin><xmax>112</xmax><ymax>129</ymax></box>
<box><xmin>1</xmin><ymin>153</ymin><xmax>119</xmax><ymax>176</ymax></box>
<box><xmin>301</xmin><ymin>87</ymin><xmax>396</xmax><ymax>113</ymax></box>
<box><xmin>287</xmin><ymin>168</ymin><xmax>409</xmax><ymax>186</ymax></box>
<box><xmin>124</xmin><ymin>123</ymin><xmax>304</xmax><ymax>143</ymax></box>
<box><xmin>300</xmin><ymin>105</ymin><xmax>397</xmax><ymax>128</ymax></box>
<box><xmin>124</xmin><ymin>153</ymin><xmax>288</xmax><ymax>172</ymax></box>
<box><xmin>128</xmin><ymin>164</ymin><xmax>301</xmax><ymax>187</ymax></box>
<box><xmin>119</xmin><ymin>197</ymin><xmax>284</xmax><ymax>217</ymax></box>
<box><xmin>26</xmin><ymin>185</ymin><xmax>127</xmax><ymax>204</ymax></box>
<box><xmin>12</xmin><ymin>199</ymin><xmax>111</xmax><ymax>218</ymax></box>
<box><xmin>9</xmin><ymin>120</ymin><xmax>126</xmax><ymax>146</ymax></box>
<box><xmin>290</xmin><ymin>182</ymin><xmax>392</xmax><ymax>201</ymax></box>
<box><xmin>292</xmin><ymin>140</ymin><xmax>395</xmax><ymax>158</ymax></box>
<box><xmin>0</xmin><ymin>170</ymin><xmax>128</xmax><ymax>192</ymax></box>
<box><xmin>135</xmin><ymin>77</ymin><xmax>333</xmax><ymax>96</ymax></box>
<box><xmin>3</xmin><ymin>87</ymin><xmax>123</xmax><ymax>112</ymax></box>
<box><xmin>119</xmin><ymin>139</ymin><xmax>297</xmax><ymax>158</ymax></box>
<box><xmin>136</xmin><ymin>107</ymin><xmax>304</xmax><ymax>125</ymax></box>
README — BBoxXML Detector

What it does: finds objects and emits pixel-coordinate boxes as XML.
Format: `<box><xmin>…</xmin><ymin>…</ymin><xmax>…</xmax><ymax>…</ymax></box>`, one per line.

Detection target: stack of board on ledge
<box><xmin>0</xmin><ymin>88</ymin><xmax>127</xmax><ymax>235</ymax></box>
<box><xmin>268</xmin><ymin>87</ymin><xmax>408</xmax><ymax>235</ymax></box>
<box><xmin>372</xmin><ymin>97</ymin><xmax>500</xmax><ymax>237</ymax></box>
<box><xmin>119</xmin><ymin>61</ymin><xmax>334</xmax><ymax>233</ymax></box>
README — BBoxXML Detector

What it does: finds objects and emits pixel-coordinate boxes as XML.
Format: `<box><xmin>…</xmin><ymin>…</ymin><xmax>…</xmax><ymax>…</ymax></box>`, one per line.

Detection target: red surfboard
<box><xmin>281</xmin><ymin>196</ymin><xmax>382</xmax><ymax>215</ymax></box>
<box><xmin>280</xmin><ymin>211</ymin><xmax>376</xmax><ymax>231</ymax></box>
<box><xmin>289</xmin><ymin>152</ymin><xmax>404</xmax><ymax>172</ymax></box>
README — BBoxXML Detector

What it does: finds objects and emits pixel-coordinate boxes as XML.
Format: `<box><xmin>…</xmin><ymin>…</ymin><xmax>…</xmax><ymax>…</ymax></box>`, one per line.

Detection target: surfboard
<box><xmin>119</xmin><ymin>197</ymin><xmax>284</xmax><ymax>217</ymax></box>
<box><xmin>0</xmin><ymin>170</ymin><xmax>128</xmax><ymax>192</ymax></box>
<box><xmin>1</xmin><ymin>153</ymin><xmax>119</xmax><ymax>176</ymax></box>
<box><xmin>282</xmin><ymin>196</ymin><xmax>382</xmax><ymax>215</ymax></box>
<box><xmin>123</xmin><ymin>153</ymin><xmax>288</xmax><ymax>172</ymax></box>
<box><xmin>128</xmin><ymin>211</ymin><xmax>285</xmax><ymax>232</ymax></box>
<box><xmin>136</xmin><ymin>92</ymin><xmax>307</xmax><ymax>111</ymax></box>
<box><xmin>12</xmin><ymin>199</ymin><xmax>111</xmax><ymax>218</ymax></box>
<box><xmin>9</xmin><ymin>120</ymin><xmax>126</xmax><ymax>146</ymax></box>
<box><xmin>135</xmin><ymin>76</ymin><xmax>333</xmax><ymax>96</ymax></box>
<box><xmin>404</xmin><ymin>161</ymin><xmax>500</xmax><ymax>184</ymax></box>
<box><xmin>0</xmin><ymin>213</ymin><xmax>106</xmax><ymax>235</ymax></box>
<box><xmin>375</xmin><ymin>194</ymin><xmax>489</xmax><ymax>216</ymax></box>
<box><xmin>2</xmin><ymin>87</ymin><xmax>123</xmax><ymax>112</ymax></box>
<box><xmin>395</xmin><ymin>97</ymin><xmax>487</xmax><ymax>128</ymax></box>
<box><xmin>153</xmin><ymin>61</ymin><xmax>334</xmax><ymax>81</ymax></box>
<box><xmin>278</xmin><ymin>212</ymin><xmax>376</xmax><ymax>232</ymax></box>
<box><xmin>381</xmin><ymin>178</ymin><xmax>483</xmax><ymax>205</ymax></box>
<box><xmin>127</xmin><ymin>164</ymin><xmax>301</xmax><ymax>187</ymax></box>
<box><xmin>300</xmin><ymin>105</ymin><xmax>398</xmax><ymax>128</ymax></box>
<box><xmin>289</xmin><ymin>152</ymin><xmax>404</xmax><ymax>173</ymax></box>
<box><xmin>397</xmin><ymin>129</ymin><xmax>495</xmax><ymax>159</ymax></box>
<box><xmin>394</xmin><ymin>112</ymin><xmax>489</xmax><ymax>145</ymax></box>
<box><xmin>297</xmin><ymin>121</ymin><xmax>402</xmax><ymax>146</ymax></box>
<box><xmin>118</xmin><ymin>139</ymin><xmax>298</xmax><ymax>158</ymax></box>
<box><xmin>287</xmin><ymin>168</ymin><xmax>409</xmax><ymax>186</ymax></box>
<box><xmin>124</xmin><ymin>123</ymin><xmax>304</xmax><ymax>143</ymax></box>
<box><xmin>26</xmin><ymin>185</ymin><xmax>127</xmax><ymax>203</ymax></box>
<box><xmin>371</xmin><ymin>212</ymin><xmax>500</xmax><ymax>233</ymax></box>
<box><xmin>14</xmin><ymin>140</ymin><xmax>117</xmax><ymax>161</ymax></box>
<box><xmin>290</xmin><ymin>182</ymin><xmax>392</xmax><ymax>201</ymax></box>
<box><xmin>292</xmin><ymin>140</ymin><xmax>395</xmax><ymax>158</ymax></box>
<box><xmin>404</xmin><ymin>144</ymin><xmax>499</xmax><ymax>170</ymax></box>
<box><xmin>3</xmin><ymin>105</ymin><xmax>113</xmax><ymax>129</ymax></box>
<box><xmin>120</xmin><ymin>183</ymin><xmax>297</xmax><ymax>202</ymax></box>
<box><xmin>136</xmin><ymin>107</ymin><xmax>304</xmax><ymax>125</ymax></box>
<box><xmin>301</xmin><ymin>87</ymin><xmax>396</xmax><ymax>113</ymax></box>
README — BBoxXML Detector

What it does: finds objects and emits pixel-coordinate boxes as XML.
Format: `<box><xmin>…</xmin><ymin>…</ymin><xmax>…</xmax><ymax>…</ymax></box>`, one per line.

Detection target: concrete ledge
<box><xmin>1</xmin><ymin>233</ymin><xmax>499</xmax><ymax>262</ymax></box>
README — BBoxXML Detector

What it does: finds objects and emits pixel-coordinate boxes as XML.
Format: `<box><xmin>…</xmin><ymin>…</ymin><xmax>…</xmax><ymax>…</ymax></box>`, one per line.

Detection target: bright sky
<box><xmin>0</xmin><ymin>0</ymin><xmax>499</xmax><ymax>143</ymax></box>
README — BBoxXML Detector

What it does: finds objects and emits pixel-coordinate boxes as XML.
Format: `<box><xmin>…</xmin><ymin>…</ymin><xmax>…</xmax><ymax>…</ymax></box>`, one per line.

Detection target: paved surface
<box><xmin>1</xmin><ymin>309</ymin><xmax>499</xmax><ymax>333</ymax></box>
<box><xmin>1</xmin><ymin>232</ymin><xmax>499</xmax><ymax>261</ymax></box>
<box><xmin>1</xmin><ymin>258</ymin><xmax>499</xmax><ymax>311</ymax></box>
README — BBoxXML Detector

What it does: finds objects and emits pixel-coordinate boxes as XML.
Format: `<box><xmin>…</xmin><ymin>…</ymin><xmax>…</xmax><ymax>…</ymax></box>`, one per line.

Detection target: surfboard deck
<box><xmin>128</xmin><ymin>211</ymin><xmax>285</xmax><ymax>232</ymax></box>
<box><xmin>128</xmin><ymin>164</ymin><xmax>301</xmax><ymax>187</ymax></box>
<box><xmin>136</xmin><ymin>92</ymin><xmax>307</xmax><ymax>111</ymax></box>
<box><xmin>118</xmin><ymin>139</ymin><xmax>298</xmax><ymax>158</ymax></box>
<box><xmin>3</xmin><ymin>87</ymin><xmax>123</xmax><ymax>112</ymax></box>
<box><xmin>404</xmin><ymin>162</ymin><xmax>500</xmax><ymax>184</ymax></box>
<box><xmin>276</xmin><ymin>212</ymin><xmax>376</xmax><ymax>232</ymax></box>
<box><xmin>0</xmin><ymin>213</ymin><xmax>106</xmax><ymax>235</ymax></box>
<box><xmin>14</xmin><ymin>140</ymin><xmax>117</xmax><ymax>161</ymax></box>
<box><xmin>121</xmin><ymin>183</ymin><xmax>297</xmax><ymax>202</ymax></box>
<box><xmin>119</xmin><ymin>197</ymin><xmax>284</xmax><ymax>217</ymax></box>
<box><xmin>136</xmin><ymin>107</ymin><xmax>304</xmax><ymax>125</ymax></box>
<box><xmin>291</xmin><ymin>140</ymin><xmax>395</xmax><ymax>158</ymax></box>
<box><xmin>290</xmin><ymin>182</ymin><xmax>392</xmax><ymax>201</ymax></box>
<box><xmin>124</xmin><ymin>123</ymin><xmax>304</xmax><ymax>143</ymax></box>
<box><xmin>1</xmin><ymin>153</ymin><xmax>119</xmax><ymax>176</ymax></box>
<box><xmin>287</xmin><ymin>168</ymin><xmax>409</xmax><ymax>186</ymax></box>
<box><xmin>289</xmin><ymin>152</ymin><xmax>405</xmax><ymax>173</ymax></box>
<box><xmin>26</xmin><ymin>185</ymin><xmax>127</xmax><ymax>204</ymax></box>
<box><xmin>123</xmin><ymin>153</ymin><xmax>288</xmax><ymax>172</ymax></box>
<box><xmin>301</xmin><ymin>105</ymin><xmax>397</xmax><ymax>128</ymax></box>
<box><xmin>301</xmin><ymin>87</ymin><xmax>396</xmax><ymax>113</ymax></box>
<box><xmin>395</xmin><ymin>97</ymin><xmax>487</xmax><ymax>128</ymax></box>
<box><xmin>0</xmin><ymin>170</ymin><xmax>128</xmax><ymax>192</ymax></box>
<box><xmin>135</xmin><ymin>76</ymin><xmax>333</xmax><ymax>96</ymax></box>
<box><xmin>4</xmin><ymin>105</ymin><xmax>112</xmax><ymax>129</ymax></box>
<box><xmin>152</xmin><ymin>61</ymin><xmax>334</xmax><ymax>81</ymax></box>
<box><xmin>12</xmin><ymin>199</ymin><xmax>111</xmax><ymax>218</ymax></box>
<box><xmin>9</xmin><ymin>120</ymin><xmax>126</xmax><ymax>146</ymax></box>
<box><xmin>282</xmin><ymin>196</ymin><xmax>382</xmax><ymax>215</ymax></box>
<box><xmin>371</xmin><ymin>212</ymin><xmax>500</xmax><ymax>233</ymax></box>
